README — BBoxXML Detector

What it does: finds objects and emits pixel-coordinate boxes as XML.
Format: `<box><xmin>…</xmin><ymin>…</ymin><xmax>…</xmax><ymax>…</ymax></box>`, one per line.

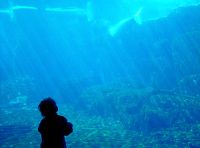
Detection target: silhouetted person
<box><xmin>38</xmin><ymin>97</ymin><xmax>73</xmax><ymax>148</ymax></box>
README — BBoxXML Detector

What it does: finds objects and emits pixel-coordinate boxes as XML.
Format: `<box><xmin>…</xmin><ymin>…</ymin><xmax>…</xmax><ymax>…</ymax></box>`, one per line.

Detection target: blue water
<box><xmin>0</xmin><ymin>0</ymin><xmax>200</xmax><ymax>147</ymax></box>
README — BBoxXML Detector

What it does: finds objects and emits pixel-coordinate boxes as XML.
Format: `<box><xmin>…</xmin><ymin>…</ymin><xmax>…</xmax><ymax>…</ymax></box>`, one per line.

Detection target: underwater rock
<box><xmin>81</xmin><ymin>83</ymin><xmax>153</xmax><ymax>116</ymax></box>
<box><xmin>176</xmin><ymin>73</ymin><xmax>200</xmax><ymax>97</ymax></box>
<box><xmin>0</xmin><ymin>125</ymin><xmax>33</xmax><ymax>146</ymax></box>
<box><xmin>115</xmin><ymin>4</ymin><xmax>200</xmax><ymax>91</ymax></box>
<box><xmin>0</xmin><ymin>76</ymin><xmax>37</xmax><ymax>105</ymax></box>
<box><xmin>81</xmin><ymin>83</ymin><xmax>200</xmax><ymax>132</ymax></box>
<box><xmin>9</xmin><ymin>95</ymin><xmax>28</xmax><ymax>105</ymax></box>
<box><xmin>143</xmin><ymin>110</ymin><xmax>170</xmax><ymax>131</ymax></box>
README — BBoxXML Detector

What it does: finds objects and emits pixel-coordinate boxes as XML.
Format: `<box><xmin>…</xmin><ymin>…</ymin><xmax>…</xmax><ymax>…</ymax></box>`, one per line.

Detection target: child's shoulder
<box><xmin>57</xmin><ymin>114</ymin><xmax>68</xmax><ymax>121</ymax></box>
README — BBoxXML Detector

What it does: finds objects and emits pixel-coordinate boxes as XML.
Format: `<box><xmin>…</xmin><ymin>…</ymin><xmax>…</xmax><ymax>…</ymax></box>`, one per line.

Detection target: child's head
<box><xmin>38</xmin><ymin>97</ymin><xmax>58</xmax><ymax>117</ymax></box>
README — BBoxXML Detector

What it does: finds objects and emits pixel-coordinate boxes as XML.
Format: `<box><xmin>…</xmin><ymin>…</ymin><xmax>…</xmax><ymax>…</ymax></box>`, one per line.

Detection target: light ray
<box><xmin>45</xmin><ymin>7</ymin><xmax>85</xmax><ymax>15</ymax></box>
<box><xmin>109</xmin><ymin>17</ymin><xmax>133</xmax><ymax>36</ymax></box>
<box><xmin>12</xmin><ymin>5</ymin><xmax>38</xmax><ymax>10</ymax></box>
<box><xmin>0</xmin><ymin>4</ymin><xmax>91</xmax><ymax>21</ymax></box>
<box><xmin>134</xmin><ymin>7</ymin><xmax>143</xmax><ymax>24</ymax></box>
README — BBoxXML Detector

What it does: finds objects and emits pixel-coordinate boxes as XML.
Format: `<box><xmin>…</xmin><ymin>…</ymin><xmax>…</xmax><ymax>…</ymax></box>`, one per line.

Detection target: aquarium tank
<box><xmin>0</xmin><ymin>0</ymin><xmax>200</xmax><ymax>147</ymax></box>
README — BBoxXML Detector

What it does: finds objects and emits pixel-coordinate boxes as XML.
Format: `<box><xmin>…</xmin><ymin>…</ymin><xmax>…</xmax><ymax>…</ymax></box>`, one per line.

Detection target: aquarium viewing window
<box><xmin>0</xmin><ymin>0</ymin><xmax>200</xmax><ymax>147</ymax></box>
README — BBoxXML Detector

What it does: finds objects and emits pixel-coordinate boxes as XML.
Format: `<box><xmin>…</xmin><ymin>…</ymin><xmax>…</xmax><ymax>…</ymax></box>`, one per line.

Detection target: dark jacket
<box><xmin>38</xmin><ymin>114</ymin><xmax>73</xmax><ymax>148</ymax></box>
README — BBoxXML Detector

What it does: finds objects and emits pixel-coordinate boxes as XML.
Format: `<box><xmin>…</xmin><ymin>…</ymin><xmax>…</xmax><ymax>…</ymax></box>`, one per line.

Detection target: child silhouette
<box><xmin>38</xmin><ymin>97</ymin><xmax>73</xmax><ymax>148</ymax></box>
